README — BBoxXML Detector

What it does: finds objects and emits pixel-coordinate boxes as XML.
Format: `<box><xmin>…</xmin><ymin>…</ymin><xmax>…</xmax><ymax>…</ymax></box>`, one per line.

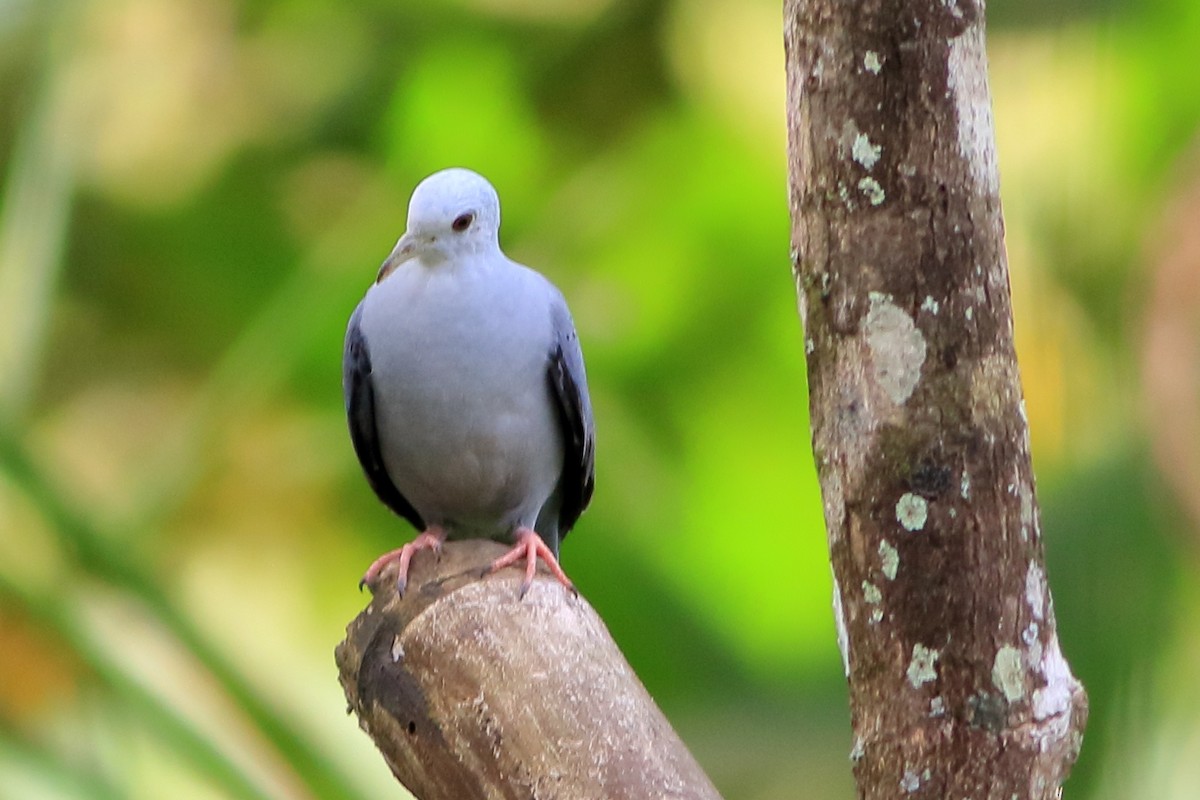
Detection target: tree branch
<box><xmin>336</xmin><ymin>540</ymin><xmax>721</xmax><ymax>800</ymax></box>
<box><xmin>783</xmin><ymin>1</ymin><xmax>1088</xmax><ymax>797</ymax></box>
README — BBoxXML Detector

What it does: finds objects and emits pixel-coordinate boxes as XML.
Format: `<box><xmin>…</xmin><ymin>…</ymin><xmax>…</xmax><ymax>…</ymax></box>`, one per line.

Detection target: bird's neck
<box><xmin>420</xmin><ymin>244</ymin><xmax>506</xmax><ymax>274</ymax></box>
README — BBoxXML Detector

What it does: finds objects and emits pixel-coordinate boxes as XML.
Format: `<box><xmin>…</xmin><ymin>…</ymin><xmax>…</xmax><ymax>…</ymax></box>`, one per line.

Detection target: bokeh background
<box><xmin>1</xmin><ymin>0</ymin><xmax>1199</xmax><ymax>797</ymax></box>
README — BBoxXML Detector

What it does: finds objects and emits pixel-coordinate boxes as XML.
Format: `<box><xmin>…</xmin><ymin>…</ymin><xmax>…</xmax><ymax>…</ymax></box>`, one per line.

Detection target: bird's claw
<box><xmin>488</xmin><ymin>528</ymin><xmax>576</xmax><ymax>599</ymax></box>
<box><xmin>359</xmin><ymin>527</ymin><xmax>446</xmax><ymax>595</ymax></box>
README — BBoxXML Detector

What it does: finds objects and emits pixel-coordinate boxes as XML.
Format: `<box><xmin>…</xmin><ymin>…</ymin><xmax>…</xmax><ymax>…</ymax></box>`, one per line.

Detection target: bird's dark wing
<box><xmin>546</xmin><ymin>296</ymin><xmax>596</xmax><ymax>540</ymax></box>
<box><xmin>344</xmin><ymin>302</ymin><xmax>424</xmax><ymax>531</ymax></box>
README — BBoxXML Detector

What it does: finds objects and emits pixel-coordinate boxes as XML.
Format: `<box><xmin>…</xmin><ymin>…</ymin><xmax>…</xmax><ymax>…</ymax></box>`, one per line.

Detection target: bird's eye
<box><xmin>451</xmin><ymin>212</ymin><xmax>474</xmax><ymax>232</ymax></box>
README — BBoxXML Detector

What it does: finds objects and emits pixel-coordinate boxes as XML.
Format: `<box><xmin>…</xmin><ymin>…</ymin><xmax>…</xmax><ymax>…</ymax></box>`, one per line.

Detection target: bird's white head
<box><xmin>377</xmin><ymin>168</ymin><xmax>502</xmax><ymax>281</ymax></box>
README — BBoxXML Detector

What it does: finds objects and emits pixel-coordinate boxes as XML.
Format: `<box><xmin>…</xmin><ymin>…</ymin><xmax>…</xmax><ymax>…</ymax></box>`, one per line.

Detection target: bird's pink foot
<box><xmin>360</xmin><ymin>527</ymin><xmax>446</xmax><ymax>595</ymax></box>
<box><xmin>487</xmin><ymin>528</ymin><xmax>576</xmax><ymax>599</ymax></box>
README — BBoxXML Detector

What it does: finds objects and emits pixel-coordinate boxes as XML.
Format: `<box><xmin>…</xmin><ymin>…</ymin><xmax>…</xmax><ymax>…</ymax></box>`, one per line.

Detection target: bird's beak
<box><xmin>376</xmin><ymin>233</ymin><xmax>420</xmax><ymax>283</ymax></box>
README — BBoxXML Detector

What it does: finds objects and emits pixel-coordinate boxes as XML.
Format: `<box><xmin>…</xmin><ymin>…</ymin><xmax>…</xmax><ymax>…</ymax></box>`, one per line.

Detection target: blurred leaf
<box><xmin>0</xmin><ymin>5</ymin><xmax>75</xmax><ymax>422</ymax></box>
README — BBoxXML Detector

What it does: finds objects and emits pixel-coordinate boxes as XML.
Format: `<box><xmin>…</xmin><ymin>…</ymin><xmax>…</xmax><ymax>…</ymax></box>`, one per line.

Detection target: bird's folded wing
<box><xmin>546</xmin><ymin>294</ymin><xmax>596</xmax><ymax>539</ymax></box>
<box><xmin>344</xmin><ymin>302</ymin><xmax>425</xmax><ymax>531</ymax></box>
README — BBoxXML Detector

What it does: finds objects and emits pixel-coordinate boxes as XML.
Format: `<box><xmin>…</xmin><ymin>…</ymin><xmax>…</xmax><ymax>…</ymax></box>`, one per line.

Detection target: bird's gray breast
<box><xmin>359</xmin><ymin>263</ymin><xmax>563</xmax><ymax>537</ymax></box>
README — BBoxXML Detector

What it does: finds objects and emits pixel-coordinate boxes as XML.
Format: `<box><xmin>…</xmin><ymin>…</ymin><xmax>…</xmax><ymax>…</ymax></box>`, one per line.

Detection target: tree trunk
<box><xmin>783</xmin><ymin>1</ymin><xmax>1088</xmax><ymax>798</ymax></box>
<box><xmin>335</xmin><ymin>540</ymin><xmax>721</xmax><ymax>800</ymax></box>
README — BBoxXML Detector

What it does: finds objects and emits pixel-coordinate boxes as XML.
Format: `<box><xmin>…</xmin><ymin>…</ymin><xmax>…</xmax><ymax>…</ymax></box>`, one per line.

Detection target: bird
<box><xmin>343</xmin><ymin>168</ymin><xmax>595</xmax><ymax>598</ymax></box>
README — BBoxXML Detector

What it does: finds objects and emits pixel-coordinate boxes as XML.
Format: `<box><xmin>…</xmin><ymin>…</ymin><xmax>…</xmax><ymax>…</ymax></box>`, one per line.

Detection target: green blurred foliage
<box><xmin>0</xmin><ymin>0</ymin><xmax>1198</xmax><ymax>798</ymax></box>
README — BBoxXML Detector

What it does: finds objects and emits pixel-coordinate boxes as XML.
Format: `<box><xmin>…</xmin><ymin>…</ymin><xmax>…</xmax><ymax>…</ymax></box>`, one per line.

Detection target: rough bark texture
<box><xmin>783</xmin><ymin>1</ymin><xmax>1088</xmax><ymax>798</ymax></box>
<box><xmin>336</xmin><ymin>540</ymin><xmax>721</xmax><ymax>800</ymax></box>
